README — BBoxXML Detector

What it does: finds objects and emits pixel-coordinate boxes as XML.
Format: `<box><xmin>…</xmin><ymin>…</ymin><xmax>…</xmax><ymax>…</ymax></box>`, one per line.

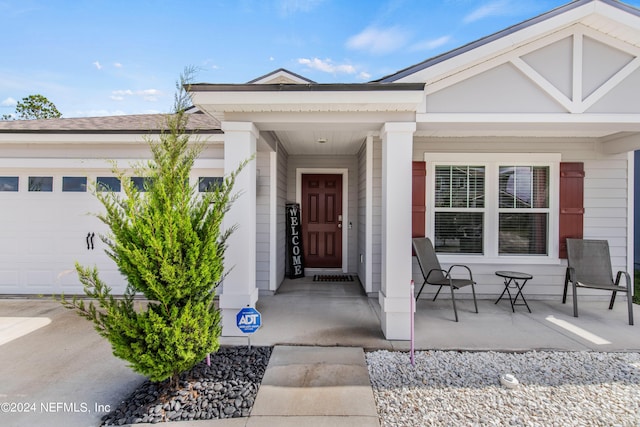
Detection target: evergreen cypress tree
<box><xmin>61</xmin><ymin>68</ymin><xmax>248</xmax><ymax>385</ymax></box>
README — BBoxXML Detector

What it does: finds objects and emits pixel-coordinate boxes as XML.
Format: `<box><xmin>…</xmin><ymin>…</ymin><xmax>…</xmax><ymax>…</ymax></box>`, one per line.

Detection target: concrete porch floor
<box><xmin>220</xmin><ymin>277</ymin><xmax>640</xmax><ymax>352</ymax></box>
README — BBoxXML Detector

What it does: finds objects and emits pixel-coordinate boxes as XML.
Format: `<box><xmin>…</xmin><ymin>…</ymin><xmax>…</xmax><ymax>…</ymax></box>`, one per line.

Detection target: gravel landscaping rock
<box><xmin>99</xmin><ymin>346</ymin><xmax>640</xmax><ymax>426</ymax></box>
<box><xmin>366</xmin><ymin>350</ymin><xmax>640</xmax><ymax>427</ymax></box>
<box><xmin>100</xmin><ymin>346</ymin><xmax>271</xmax><ymax>426</ymax></box>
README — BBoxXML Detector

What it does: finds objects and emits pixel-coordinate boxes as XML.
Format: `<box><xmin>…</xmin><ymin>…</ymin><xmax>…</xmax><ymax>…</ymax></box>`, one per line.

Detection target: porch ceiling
<box><xmin>270</xmin><ymin>127</ymin><xmax>371</xmax><ymax>156</ymax></box>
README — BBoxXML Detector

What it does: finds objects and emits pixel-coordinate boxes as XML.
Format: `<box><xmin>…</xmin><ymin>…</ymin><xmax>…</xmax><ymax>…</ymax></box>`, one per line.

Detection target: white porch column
<box><xmin>379</xmin><ymin>122</ymin><xmax>416</xmax><ymax>340</ymax></box>
<box><xmin>220</xmin><ymin>121</ymin><xmax>259</xmax><ymax>336</ymax></box>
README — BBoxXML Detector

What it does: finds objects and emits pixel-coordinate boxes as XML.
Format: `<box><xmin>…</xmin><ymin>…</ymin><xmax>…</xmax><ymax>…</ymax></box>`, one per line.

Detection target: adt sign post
<box><xmin>236</xmin><ymin>307</ymin><xmax>262</xmax><ymax>349</ymax></box>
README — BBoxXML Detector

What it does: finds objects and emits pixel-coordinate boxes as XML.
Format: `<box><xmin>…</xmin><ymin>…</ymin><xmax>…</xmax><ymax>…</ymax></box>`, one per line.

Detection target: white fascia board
<box><xmin>417</xmin><ymin>112</ymin><xmax>640</xmax><ymax>126</ymax></box>
<box><xmin>224</xmin><ymin>111</ymin><xmax>416</xmax><ymax>127</ymax></box>
<box><xmin>593</xmin><ymin>1</ymin><xmax>640</xmax><ymax>32</ymax></box>
<box><xmin>424</xmin><ymin>26</ymin><xmax>578</xmax><ymax>95</ymax></box>
<box><xmin>415</xmin><ymin>113</ymin><xmax>640</xmax><ymax>138</ymax></box>
<box><xmin>191</xmin><ymin>90</ymin><xmax>424</xmax><ymax>112</ymax></box>
<box><xmin>400</xmin><ymin>6</ymin><xmax>597</xmax><ymax>85</ymax></box>
<box><xmin>0</xmin><ymin>133</ymin><xmax>224</xmax><ymax>144</ymax></box>
<box><xmin>0</xmin><ymin>158</ymin><xmax>225</xmax><ymax>169</ymax></box>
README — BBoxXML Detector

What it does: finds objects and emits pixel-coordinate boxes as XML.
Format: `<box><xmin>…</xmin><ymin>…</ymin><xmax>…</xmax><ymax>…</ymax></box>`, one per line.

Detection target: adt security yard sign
<box><xmin>236</xmin><ymin>307</ymin><xmax>262</xmax><ymax>334</ymax></box>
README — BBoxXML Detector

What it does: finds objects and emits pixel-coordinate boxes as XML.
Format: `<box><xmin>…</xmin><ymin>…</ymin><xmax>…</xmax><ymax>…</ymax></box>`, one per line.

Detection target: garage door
<box><xmin>0</xmin><ymin>167</ymin><xmax>225</xmax><ymax>295</ymax></box>
<box><xmin>0</xmin><ymin>171</ymin><xmax>125</xmax><ymax>295</ymax></box>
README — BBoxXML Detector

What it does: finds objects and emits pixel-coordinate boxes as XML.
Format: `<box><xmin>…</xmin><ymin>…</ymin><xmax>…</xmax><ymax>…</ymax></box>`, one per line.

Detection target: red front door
<box><xmin>301</xmin><ymin>174</ymin><xmax>342</xmax><ymax>268</ymax></box>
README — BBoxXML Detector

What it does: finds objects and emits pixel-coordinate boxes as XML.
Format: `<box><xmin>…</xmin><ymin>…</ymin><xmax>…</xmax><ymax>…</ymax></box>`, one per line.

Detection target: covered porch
<box><xmin>188</xmin><ymin>1</ymin><xmax>640</xmax><ymax>341</ymax></box>
<box><xmin>220</xmin><ymin>277</ymin><xmax>640</xmax><ymax>352</ymax></box>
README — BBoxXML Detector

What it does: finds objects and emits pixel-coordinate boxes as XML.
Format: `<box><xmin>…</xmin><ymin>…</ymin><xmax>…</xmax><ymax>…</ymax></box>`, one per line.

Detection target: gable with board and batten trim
<box><xmin>421</xmin><ymin>25</ymin><xmax>640</xmax><ymax>116</ymax></box>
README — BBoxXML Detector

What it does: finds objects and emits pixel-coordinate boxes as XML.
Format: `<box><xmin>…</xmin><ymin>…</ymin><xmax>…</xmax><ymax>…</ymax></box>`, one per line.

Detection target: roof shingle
<box><xmin>0</xmin><ymin>113</ymin><xmax>221</xmax><ymax>133</ymax></box>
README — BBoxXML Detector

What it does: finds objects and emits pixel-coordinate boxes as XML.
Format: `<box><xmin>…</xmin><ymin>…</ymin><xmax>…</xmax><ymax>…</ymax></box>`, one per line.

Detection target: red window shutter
<box><xmin>412</xmin><ymin>161</ymin><xmax>426</xmax><ymax>239</ymax></box>
<box><xmin>559</xmin><ymin>162</ymin><xmax>584</xmax><ymax>259</ymax></box>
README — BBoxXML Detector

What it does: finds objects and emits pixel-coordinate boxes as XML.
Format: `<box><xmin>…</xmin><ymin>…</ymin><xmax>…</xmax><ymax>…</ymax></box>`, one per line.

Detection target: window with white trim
<box><xmin>434</xmin><ymin>165</ymin><xmax>485</xmax><ymax>254</ymax></box>
<box><xmin>498</xmin><ymin>166</ymin><xmax>549</xmax><ymax>255</ymax></box>
<box><xmin>428</xmin><ymin>154</ymin><xmax>558</xmax><ymax>259</ymax></box>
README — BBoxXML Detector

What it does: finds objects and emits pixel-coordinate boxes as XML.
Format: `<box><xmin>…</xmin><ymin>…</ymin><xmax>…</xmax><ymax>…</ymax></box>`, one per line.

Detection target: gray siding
<box><xmin>276</xmin><ymin>144</ymin><xmax>288</xmax><ymax>289</ymax></box>
<box><xmin>426</xmin><ymin>63</ymin><xmax>566</xmax><ymax>114</ymax></box>
<box><xmin>372</xmin><ymin>140</ymin><xmax>382</xmax><ymax>293</ymax></box>
<box><xmin>357</xmin><ymin>142</ymin><xmax>367</xmax><ymax>287</ymax></box>
<box><xmin>412</xmin><ymin>137</ymin><xmax>630</xmax><ymax>299</ymax></box>
<box><xmin>255</xmin><ymin>150</ymin><xmax>271</xmax><ymax>291</ymax></box>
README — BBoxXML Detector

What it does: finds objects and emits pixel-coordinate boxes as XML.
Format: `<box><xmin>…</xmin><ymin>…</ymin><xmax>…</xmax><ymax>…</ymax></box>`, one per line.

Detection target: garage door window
<box><xmin>131</xmin><ymin>177</ymin><xmax>152</xmax><ymax>192</ymax></box>
<box><xmin>97</xmin><ymin>177</ymin><xmax>121</xmax><ymax>192</ymax></box>
<box><xmin>62</xmin><ymin>177</ymin><xmax>87</xmax><ymax>192</ymax></box>
<box><xmin>28</xmin><ymin>176</ymin><xmax>53</xmax><ymax>192</ymax></box>
<box><xmin>198</xmin><ymin>177</ymin><xmax>223</xmax><ymax>192</ymax></box>
<box><xmin>0</xmin><ymin>176</ymin><xmax>19</xmax><ymax>191</ymax></box>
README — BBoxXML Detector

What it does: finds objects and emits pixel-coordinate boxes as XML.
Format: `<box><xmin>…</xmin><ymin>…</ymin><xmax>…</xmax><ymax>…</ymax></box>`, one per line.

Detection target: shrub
<box><xmin>62</xmin><ymin>69</ymin><xmax>249</xmax><ymax>385</ymax></box>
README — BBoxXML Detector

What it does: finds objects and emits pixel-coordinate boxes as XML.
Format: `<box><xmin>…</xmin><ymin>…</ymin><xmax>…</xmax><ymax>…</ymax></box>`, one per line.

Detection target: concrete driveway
<box><xmin>0</xmin><ymin>299</ymin><xmax>144</xmax><ymax>427</ymax></box>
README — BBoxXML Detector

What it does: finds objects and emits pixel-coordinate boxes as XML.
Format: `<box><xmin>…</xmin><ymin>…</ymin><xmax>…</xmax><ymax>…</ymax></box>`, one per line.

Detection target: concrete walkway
<box><xmin>247</xmin><ymin>346</ymin><xmax>379</xmax><ymax>427</ymax></box>
<box><xmin>133</xmin><ymin>346</ymin><xmax>380</xmax><ymax>427</ymax></box>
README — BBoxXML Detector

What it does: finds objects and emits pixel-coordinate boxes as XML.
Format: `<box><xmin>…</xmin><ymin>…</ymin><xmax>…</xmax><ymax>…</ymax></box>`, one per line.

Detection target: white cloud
<box><xmin>463</xmin><ymin>0</ymin><xmax>510</xmax><ymax>23</ymax></box>
<box><xmin>114</xmin><ymin>62</ymin><xmax>123</xmax><ymax>68</ymax></box>
<box><xmin>93</xmin><ymin>61</ymin><xmax>103</xmax><ymax>70</ymax></box>
<box><xmin>346</xmin><ymin>26</ymin><xmax>409</xmax><ymax>55</ymax></box>
<box><xmin>297</xmin><ymin>58</ymin><xmax>356</xmax><ymax>75</ymax></box>
<box><xmin>110</xmin><ymin>89</ymin><xmax>162</xmax><ymax>102</ymax></box>
<box><xmin>279</xmin><ymin>0</ymin><xmax>325</xmax><ymax>16</ymax></box>
<box><xmin>1</xmin><ymin>97</ymin><xmax>17</xmax><ymax>107</ymax></box>
<box><xmin>357</xmin><ymin>71</ymin><xmax>371</xmax><ymax>80</ymax></box>
<box><xmin>410</xmin><ymin>35</ymin><xmax>452</xmax><ymax>52</ymax></box>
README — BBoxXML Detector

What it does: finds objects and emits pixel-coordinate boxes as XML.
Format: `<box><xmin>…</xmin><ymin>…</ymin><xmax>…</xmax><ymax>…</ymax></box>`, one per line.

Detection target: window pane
<box><xmin>0</xmin><ymin>176</ymin><xmax>19</xmax><ymax>191</ymax></box>
<box><xmin>62</xmin><ymin>177</ymin><xmax>87</xmax><ymax>192</ymax></box>
<box><xmin>435</xmin><ymin>166</ymin><xmax>484</xmax><ymax>208</ymax></box>
<box><xmin>131</xmin><ymin>177</ymin><xmax>152</xmax><ymax>192</ymax></box>
<box><xmin>499</xmin><ymin>213</ymin><xmax>548</xmax><ymax>255</ymax></box>
<box><xmin>434</xmin><ymin>212</ymin><xmax>483</xmax><ymax>254</ymax></box>
<box><xmin>29</xmin><ymin>176</ymin><xmax>53</xmax><ymax>192</ymax></box>
<box><xmin>97</xmin><ymin>177</ymin><xmax>121</xmax><ymax>192</ymax></box>
<box><xmin>198</xmin><ymin>177</ymin><xmax>222</xmax><ymax>192</ymax></box>
<box><xmin>499</xmin><ymin>166</ymin><xmax>549</xmax><ymax>208</ymax></box>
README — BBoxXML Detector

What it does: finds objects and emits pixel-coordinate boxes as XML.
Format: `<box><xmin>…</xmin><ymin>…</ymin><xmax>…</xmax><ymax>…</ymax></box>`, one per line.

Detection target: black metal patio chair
<box><xmin>563</xmin><ymin>238</ymin><xmax>634</xmax><ymax>325</ymax></box>
<box><xmin>413</xmin><ymin>237</ymin><xmax>478</xmax><ymax>322</ymax></box>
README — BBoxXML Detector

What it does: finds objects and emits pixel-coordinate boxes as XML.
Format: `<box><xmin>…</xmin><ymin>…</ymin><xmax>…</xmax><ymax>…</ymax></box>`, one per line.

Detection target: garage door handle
<box><xmin>86</xmin><ymin>232</ymin><xmax>95</xmax><ymax>250</ymax></box>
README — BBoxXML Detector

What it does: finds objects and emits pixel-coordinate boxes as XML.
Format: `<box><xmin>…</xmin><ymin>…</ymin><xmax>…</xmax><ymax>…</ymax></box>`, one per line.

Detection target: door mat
<box><xmin>313</xmin><ymin>275</ymin><xmax>354</xmax><ymax>282</ymax></box>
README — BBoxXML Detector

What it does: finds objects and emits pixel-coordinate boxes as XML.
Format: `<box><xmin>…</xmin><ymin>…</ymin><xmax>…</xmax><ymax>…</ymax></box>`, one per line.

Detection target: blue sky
<box><xmin>1</xmin><ymin>0</ymin><xmax>639</xmax><ymax>118</ymax></box>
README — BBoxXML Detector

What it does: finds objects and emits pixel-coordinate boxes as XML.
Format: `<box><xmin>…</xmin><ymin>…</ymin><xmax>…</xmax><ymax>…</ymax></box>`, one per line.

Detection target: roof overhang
<box><xmin>189</xmin><ymin>83</ymin><xmax>426</xmax><ymax>115</ymax></box>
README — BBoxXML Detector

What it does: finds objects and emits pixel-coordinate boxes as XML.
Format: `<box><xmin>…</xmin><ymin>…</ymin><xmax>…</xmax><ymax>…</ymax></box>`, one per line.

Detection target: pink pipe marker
<box><xmin>410</xmin><ymin>279</ymin><xmax>415</xmax><ymax>366</ymax></box>
<box><xmin>206</xmin><ymin>353</ymin><xmax>211</xmax><ymax>367</ymax></box>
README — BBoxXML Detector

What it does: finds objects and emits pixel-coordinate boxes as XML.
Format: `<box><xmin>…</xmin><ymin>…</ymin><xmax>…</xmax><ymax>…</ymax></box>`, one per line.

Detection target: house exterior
<box><xmin>1</xmin><ymin>0</ymin><xmax>639</xmax><ymax>339</ymax></box>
